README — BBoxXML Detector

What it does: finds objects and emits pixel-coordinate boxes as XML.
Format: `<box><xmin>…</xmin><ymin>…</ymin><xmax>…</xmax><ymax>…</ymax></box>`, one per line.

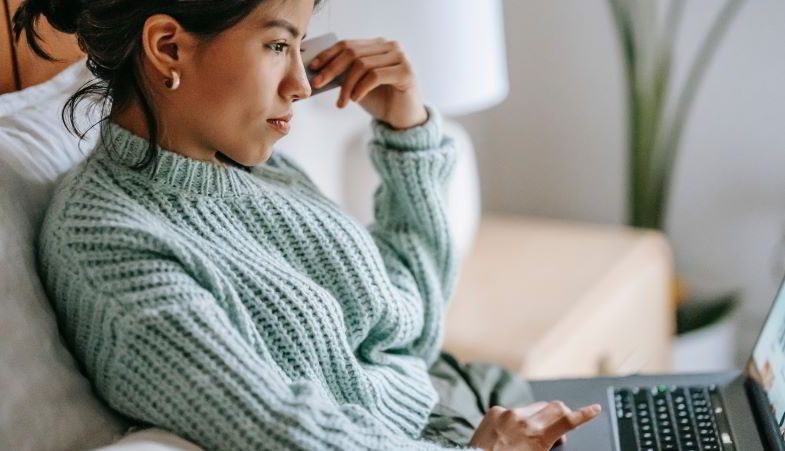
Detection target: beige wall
<box><xmin>455</xmin><ymin>0</ymin><xmax>785</xmax><ymax>364</ymax></box>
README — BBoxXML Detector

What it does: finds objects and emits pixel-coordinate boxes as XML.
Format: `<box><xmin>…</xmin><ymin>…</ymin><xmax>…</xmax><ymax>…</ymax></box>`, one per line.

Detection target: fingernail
<box><xmin>591</xmin><ymin>404</ymin><xmax>602</xmax><ymax>413</ymax></box>
<box><xmin>310</xmin><ymin>58</ymin><xmax>319</xmax><ymax>68</ymax></box>
<box><xmin>313</xmin><ymin>75</ymin><xmax>322</xmax><ymax>87</ymax></box>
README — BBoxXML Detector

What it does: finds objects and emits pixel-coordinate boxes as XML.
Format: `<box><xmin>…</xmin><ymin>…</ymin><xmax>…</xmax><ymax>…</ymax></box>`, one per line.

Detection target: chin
<box><xmin>258</xmin><ymin>146</ymin><xmax>274</xmax><ymax>162</ymax></box>
<box><xmin>215</xmin><ymin>151</ymin><xmax>254</xmax><ymax>169</ymax></box>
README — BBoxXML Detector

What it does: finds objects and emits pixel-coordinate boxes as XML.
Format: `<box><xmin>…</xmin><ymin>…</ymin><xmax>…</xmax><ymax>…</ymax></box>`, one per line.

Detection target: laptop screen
<box><xmin>748</xmin><ymin>278</ymin><xmax>785</xmax><ymax>435</ymax></box>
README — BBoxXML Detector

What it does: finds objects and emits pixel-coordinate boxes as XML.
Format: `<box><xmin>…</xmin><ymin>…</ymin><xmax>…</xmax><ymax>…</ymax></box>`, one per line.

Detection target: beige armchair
<box><xmin>0</xmin><ymin>8</ymin><xmax>673</xmax><ymax>448</ymax></box>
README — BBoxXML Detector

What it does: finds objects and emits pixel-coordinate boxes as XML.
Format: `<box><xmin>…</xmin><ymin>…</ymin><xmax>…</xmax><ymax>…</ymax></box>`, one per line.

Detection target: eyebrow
<box><xmin>261</xmin><ymin>19</ymin><xmax>307</xmax><ymax>40</ymax></box>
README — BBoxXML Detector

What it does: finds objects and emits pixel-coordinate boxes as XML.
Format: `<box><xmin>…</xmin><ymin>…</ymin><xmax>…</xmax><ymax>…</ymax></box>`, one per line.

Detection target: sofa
<box><xmin>1</xmin><ymin>32</ymin><xmax>676</xmax><ymax>450</ymax></box>
<box><xmin>0</xmin><ymin>59</ymin><xmax>486</xmax><ymax>450</ymax></box>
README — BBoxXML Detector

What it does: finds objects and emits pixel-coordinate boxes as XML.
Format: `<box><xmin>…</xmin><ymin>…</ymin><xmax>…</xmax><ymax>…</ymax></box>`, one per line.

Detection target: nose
<box><xmin>282</xmin><ymin>52</ymin><xmax>312</xmax><ymax>102</ymax></box>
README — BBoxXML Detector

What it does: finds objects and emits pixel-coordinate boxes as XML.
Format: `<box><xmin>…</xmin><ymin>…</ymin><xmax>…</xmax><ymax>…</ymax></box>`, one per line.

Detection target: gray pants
<box><xmin>422</xmin><ymin>350</ymin><xmax>536</xmax><ymax>447</ymax></box>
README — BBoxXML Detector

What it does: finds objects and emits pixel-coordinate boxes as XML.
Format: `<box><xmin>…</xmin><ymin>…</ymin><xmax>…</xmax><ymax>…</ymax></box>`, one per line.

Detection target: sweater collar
<box><xmin>96</xmin><ymin>120</ymin><xmax>269</xmax><ymax>197</ymax></box>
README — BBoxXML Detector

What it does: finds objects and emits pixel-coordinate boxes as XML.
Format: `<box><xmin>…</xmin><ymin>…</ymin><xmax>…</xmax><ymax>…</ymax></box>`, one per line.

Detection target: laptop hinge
<box><xmin>745</xmin><ymin>376</ymin><xmax>785</xmax><ymax>451</ymax></box>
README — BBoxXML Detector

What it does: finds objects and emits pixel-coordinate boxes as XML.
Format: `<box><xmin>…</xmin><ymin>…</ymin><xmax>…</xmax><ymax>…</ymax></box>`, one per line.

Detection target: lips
<box><xmin>269</xmin><ymin>112</ymin><xmax>293</xmax><ymax>122</ymax></box>
<box><xmin>267</xmin><ymin>112</ymin><xmax>293</xmax><ymax>135</ymax></box>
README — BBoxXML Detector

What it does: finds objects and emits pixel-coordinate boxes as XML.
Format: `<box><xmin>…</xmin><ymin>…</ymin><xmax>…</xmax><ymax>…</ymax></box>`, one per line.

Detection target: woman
<box><xmin>14</xmin><ymin>0</ymin><xmax>600</xmax><ymax>449</ymax></box>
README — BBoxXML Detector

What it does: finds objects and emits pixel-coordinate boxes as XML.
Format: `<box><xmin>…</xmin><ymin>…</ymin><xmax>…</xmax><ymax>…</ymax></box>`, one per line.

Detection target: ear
<box><xmin>140</xmin><ymin>14</ymin><xmax>198</xmax><ymax>82</ymax></box>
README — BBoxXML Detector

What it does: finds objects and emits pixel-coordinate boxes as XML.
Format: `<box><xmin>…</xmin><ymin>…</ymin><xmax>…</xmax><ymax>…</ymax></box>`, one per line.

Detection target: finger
<box><xmin>512</xmin><ymin>401</ymin><xmax>549</xmax><ymax>418</ymax></box>
<box><xmin>530</xmin><ymin>400</ymin><xmax>570</xmax><ymax>426</ymax></box>
<box><xmin>532</xmin><ymin>402</ymin><xmax>600</xmax><ymax>444</ymax></box>
<box><xmin>314</xmin><ymin>44</ymin><xmax>388</xmax><ymax>88</ymax></box>
<box><xmin>564</xmin><ymin>404</ymin><xmax>602</xmax><ymax>429</ymax></box>
<box><xmin>337</xmin><ymin>51</ymin><xmax>401</xmax><ymax>107</ymax></box>
<box><xmin>309</xmin><ymin>37</ymin><xmax>384</xmax><ymax>70</ymax></box>
<box><xmin>350</xmin><ymin>65</ymin><xmax>412</xmax><ymax>104</ymax></box>
<box><xmin>548</xmin><ymin>404</ymin><xmax>601</xmax><ymax>442</ymax></box>
<box><xmin>311</xmin><ymin>40</ymin><xmax>391</xmax><ymax>88</ymax></box>
<box><xmin>313</xmin><ymin>44</ymin><xmax>385</xmax><ymax>89</ymax></box>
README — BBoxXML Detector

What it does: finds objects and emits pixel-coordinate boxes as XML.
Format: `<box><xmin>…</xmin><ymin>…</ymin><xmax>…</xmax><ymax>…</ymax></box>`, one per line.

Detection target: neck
<box><xmin>95</xmin><ymin>119</ymin><xmax>262</xmax><ymax>197</ymax></box>
<box><xmin>109</xmin><ymin>102</ymin><xmax>225</xmax><ymax>167</ymax></box>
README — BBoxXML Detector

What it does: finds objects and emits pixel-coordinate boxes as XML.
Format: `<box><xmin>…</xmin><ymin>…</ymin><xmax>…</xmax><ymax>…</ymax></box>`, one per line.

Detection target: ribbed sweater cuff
<box><xmin>370</xmin><ymin>104</ymin><xmax>443</xmax><ymax>151</ymax></box>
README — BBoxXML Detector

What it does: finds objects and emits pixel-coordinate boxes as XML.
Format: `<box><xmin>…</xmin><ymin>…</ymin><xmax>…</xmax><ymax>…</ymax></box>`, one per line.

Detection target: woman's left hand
<box><xmin>308</xmin><ymin>38</ymin><xmax>429</xmax><ymax>130</ymax></box>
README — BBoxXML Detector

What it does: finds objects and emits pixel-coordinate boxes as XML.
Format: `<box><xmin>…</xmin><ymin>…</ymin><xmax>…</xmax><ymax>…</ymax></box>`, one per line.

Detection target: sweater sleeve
<box><xmin>38</xmin><ymin>232</ymin><xmax>465</xmax><ymax>451</ymax></box>
<box><xmin>367</xmin><ymin>104</ymin><xmax>460</xmax><ymax>367</ymax></box>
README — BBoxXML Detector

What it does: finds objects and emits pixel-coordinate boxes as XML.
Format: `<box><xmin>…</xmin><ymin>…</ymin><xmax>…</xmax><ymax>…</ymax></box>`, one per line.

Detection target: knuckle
<box><xmin>525</xmin><ymin>426</ymin><xmax>547</xmax><ymax>442</ymax></box>
<box><xmin>534</xmin><ymin>436</ymin><xmax>550</xmax><ymax>449</ymax></box>
<box><xmin>488</xmin><ymin>405</ymin><xmax>506</xmax><ymax>416</ymax></box>
<box><xmin>515</xmin><ymin>417</ymin><xmax>531</xmax><ymax>428</ymax></box>
<box><xmin>346</xmin><ymin>47</ymin><xmax>358</xmax><ymax>58</ymax></box>
<box><xmin>566</xmin><ymin>415</ymin><xmax>580</xmax><ymax>428</ymax></box>
<box><xmin>337</xmin><ymin>40</ymin><xmax>349</xmax><ymax>50</ymax></box>
<box><xmin>552</xmin><ymin>400</ymin><xmax>569</xmax><ymax>413</ymax></box>
<box><xmin>353</xmin><ymin>59</ymin><xmax>368</xmax><ymax>71</ymax></box>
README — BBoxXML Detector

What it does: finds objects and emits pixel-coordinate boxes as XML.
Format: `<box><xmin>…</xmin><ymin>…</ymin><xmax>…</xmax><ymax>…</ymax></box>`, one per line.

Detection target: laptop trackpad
<box><xmin>530</xmin><ymin>372</ymin><xmax>763</xmax><ymax>451</ymax></box>
<box><xmin>531</xmin><ymin>377</ymin><xmax>617</xmax><ymax>450</ymax></box>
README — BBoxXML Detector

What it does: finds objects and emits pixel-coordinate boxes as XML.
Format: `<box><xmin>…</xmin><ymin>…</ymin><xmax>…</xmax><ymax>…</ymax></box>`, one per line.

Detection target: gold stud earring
<box><xmin>164</xmin><ymin>69</ymin><xmax>180</xmax><ymax>90</ymax></box>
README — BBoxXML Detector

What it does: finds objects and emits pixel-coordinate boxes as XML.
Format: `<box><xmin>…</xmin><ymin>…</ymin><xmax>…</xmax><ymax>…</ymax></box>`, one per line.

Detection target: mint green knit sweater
<box><xmin>37</xmin><ymin>105</ymin><xmax>477</xmax><ymax>450</ymax></box>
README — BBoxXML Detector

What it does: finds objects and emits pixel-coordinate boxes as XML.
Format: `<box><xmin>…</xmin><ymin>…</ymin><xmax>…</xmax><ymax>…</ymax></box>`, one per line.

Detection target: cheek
<box><xmin>194</xmin><ymin>42</ymin><xmax>273</xmax><ymax>111</ymax></box>
<box><xmin>188</xmin><ymin>43</ymin><xmax>281</xmax><ymax>164</ymax></box>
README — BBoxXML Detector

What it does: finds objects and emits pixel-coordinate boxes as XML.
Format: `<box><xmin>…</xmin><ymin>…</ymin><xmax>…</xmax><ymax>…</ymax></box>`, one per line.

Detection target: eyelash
<box><xmin>268</xmin><ymin>43</ymin><xmax>306</xmax><ymax>55</ymax></box>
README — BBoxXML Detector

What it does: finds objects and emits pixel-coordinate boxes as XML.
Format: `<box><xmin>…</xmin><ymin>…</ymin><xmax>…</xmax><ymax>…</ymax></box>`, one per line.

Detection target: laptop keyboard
<box><xmin>613</xmin><ymin>385</ymin><xmax>733</xmax><ymax>451</ymax></box>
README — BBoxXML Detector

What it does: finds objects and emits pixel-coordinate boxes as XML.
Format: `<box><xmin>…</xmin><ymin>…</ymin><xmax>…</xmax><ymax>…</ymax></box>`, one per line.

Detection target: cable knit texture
<box><xmin>36</xmin><ymin>105</ymin><xmax>479</xmax><ymax>450</ymax></box>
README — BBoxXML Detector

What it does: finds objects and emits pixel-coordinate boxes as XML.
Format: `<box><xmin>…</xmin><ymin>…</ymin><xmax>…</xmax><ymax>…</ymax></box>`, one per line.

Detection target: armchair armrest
<box><xmin>444</xmin><ymin>214</ymin><xmax>675</xmax><ymax>379</ymax></box>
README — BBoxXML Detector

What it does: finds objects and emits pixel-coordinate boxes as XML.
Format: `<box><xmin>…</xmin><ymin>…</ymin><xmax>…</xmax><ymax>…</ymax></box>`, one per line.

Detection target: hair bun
<box><xmin>42</xmin><ymin>0</ymin><xmax>83</xmax><ymax>34</ymax></box>
<box><xmin>12</xmin><ymin>0</ymin><xmax>82</xmax><ymax>61</ymax></box>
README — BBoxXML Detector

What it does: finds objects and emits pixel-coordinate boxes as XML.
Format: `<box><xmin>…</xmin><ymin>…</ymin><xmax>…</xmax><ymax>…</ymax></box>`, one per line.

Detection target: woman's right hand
<box><xmin>467</xmin><ymin>401</ymin><xmax>602</xmax><ymax>451</ymax></box>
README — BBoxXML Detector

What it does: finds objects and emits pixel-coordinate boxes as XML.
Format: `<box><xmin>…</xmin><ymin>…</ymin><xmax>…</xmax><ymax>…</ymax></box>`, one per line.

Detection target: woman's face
<box><xmin>152</xmin><ymin>0</ymin><xmax>314</xmax><ymax>167</ymax></box>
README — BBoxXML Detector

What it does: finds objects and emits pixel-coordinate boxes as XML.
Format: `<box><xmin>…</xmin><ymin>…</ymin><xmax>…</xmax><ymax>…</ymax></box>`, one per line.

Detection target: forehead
<box><xmin>249</xmin><ymin>0</ymin><xmax>313</xmax><ymax>36</ymax></box>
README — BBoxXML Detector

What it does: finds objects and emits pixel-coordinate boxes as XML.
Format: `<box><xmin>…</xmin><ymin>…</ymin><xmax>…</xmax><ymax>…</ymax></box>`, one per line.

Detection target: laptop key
<box><xmin>613</xmin><ymin>384</ymin><xmax>736</xmax><ymax>451</ymax></box>
<box><xmin>613</xmin><ymin>389</ymin><xmax>638</xmax><ymax>450</ymax></box>
<box><xmin>653</xmin><ymin>389</ymin><xmax>679</xmax><ymax>450</ymax></box>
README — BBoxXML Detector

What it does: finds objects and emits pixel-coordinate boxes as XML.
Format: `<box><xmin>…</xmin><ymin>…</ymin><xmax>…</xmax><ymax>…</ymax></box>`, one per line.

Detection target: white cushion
<box><xmin>92</xmin><ymin>427</ymin><xmax>204</xmax><ymax>451</ymax></box>
<box><xmin>0</xmin><ymin>58</ymin><xmax>480</xmax><ymax>451</ymax></box>
<box><xmin>0</xmin><ymin>59</ymin><xmax>130</xmax><ymax>450</ymax></box>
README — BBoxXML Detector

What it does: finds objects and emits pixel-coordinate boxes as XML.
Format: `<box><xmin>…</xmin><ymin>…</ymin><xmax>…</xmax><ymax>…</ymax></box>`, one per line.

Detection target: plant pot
<box><xmin>672</xmin><ymin>317</ymin><xmax>737</xmax><ymax>372</ymax></box>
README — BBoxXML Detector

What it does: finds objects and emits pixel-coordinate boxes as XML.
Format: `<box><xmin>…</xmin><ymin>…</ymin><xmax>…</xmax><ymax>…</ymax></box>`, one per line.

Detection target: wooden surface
<box><xmin>0</xmin><ymin>0</ymin><xmax>15</xmax><ymax>93</ymax></box>
<box><xmin>1</xmin><ymin>0</ymin><xmax>675</xmax><ymax>383</ymax></box>
<box><xmin>443</xmin><ymin>214</ymin><xmax>675</xmax><ymax>379</ymax></box>
<box><xmin>0</xmin><ymin>0</ymin><xmax>84</xmax><ymax>94</ymax></box>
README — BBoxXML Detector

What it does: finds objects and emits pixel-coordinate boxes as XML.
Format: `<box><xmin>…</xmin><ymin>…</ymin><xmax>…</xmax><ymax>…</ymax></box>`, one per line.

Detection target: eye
<box><xmin>268</xmin><ymin>43</ymin><xmax>307</xmax><ymax>56</ymax></box>
<box><xmin>269</xmin><ymin>42</ymin><xmax>289</xmax><ymax>54</ymax></box>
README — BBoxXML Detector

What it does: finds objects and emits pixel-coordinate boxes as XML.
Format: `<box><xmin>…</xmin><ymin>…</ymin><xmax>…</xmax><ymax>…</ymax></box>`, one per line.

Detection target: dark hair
<box><xmin>12</xmin><ymin>0</ymin><xmax>324</xmax><ymax>171</ymax></box>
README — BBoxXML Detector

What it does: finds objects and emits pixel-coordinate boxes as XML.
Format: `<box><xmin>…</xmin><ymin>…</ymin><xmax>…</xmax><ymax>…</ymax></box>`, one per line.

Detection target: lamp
<box><xmin>300</xmin><ymin>0</ymin><xmax>510</xmax><ymax>260</ymax></box>
<box><xmin>307</xmin><ymin>0</ymin><xmax>509</xmax><ymax>116</ymax></box>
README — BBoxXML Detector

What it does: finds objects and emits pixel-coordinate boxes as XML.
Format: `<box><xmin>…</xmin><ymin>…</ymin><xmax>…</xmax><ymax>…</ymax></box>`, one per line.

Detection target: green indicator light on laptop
<box><xmin>536</xmin><ymin>271</ymin><xmax>785</xmax><ymax>450</ymax></box>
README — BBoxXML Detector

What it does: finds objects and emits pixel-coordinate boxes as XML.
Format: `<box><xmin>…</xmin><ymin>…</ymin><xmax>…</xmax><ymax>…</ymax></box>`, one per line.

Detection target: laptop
<box><xmin>529</xmin><ymin>273</ymin><xmax>785</xmax><ymax>451</ymax></box>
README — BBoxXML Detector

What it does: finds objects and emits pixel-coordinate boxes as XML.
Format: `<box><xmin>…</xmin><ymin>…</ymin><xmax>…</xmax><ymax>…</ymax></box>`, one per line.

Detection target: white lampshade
<box><xmin>307</xmin><ymin>0</ymin><xmax>509</xmax><ymax>116</ymax></box>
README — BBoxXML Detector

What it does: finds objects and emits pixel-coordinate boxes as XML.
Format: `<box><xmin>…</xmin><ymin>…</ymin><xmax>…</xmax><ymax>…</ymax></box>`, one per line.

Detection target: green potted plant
<box><xmin>607</xmin><ymin>0</ymin><xmax>747</xmax><ymax>370</ymax></box>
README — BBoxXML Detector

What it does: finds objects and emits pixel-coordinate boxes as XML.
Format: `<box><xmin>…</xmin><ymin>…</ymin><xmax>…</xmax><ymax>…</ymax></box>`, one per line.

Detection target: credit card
<box><xmin>302</xmin><ymin>32</ymin><xmax>345</xmax><ymax>96</ymax></box>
